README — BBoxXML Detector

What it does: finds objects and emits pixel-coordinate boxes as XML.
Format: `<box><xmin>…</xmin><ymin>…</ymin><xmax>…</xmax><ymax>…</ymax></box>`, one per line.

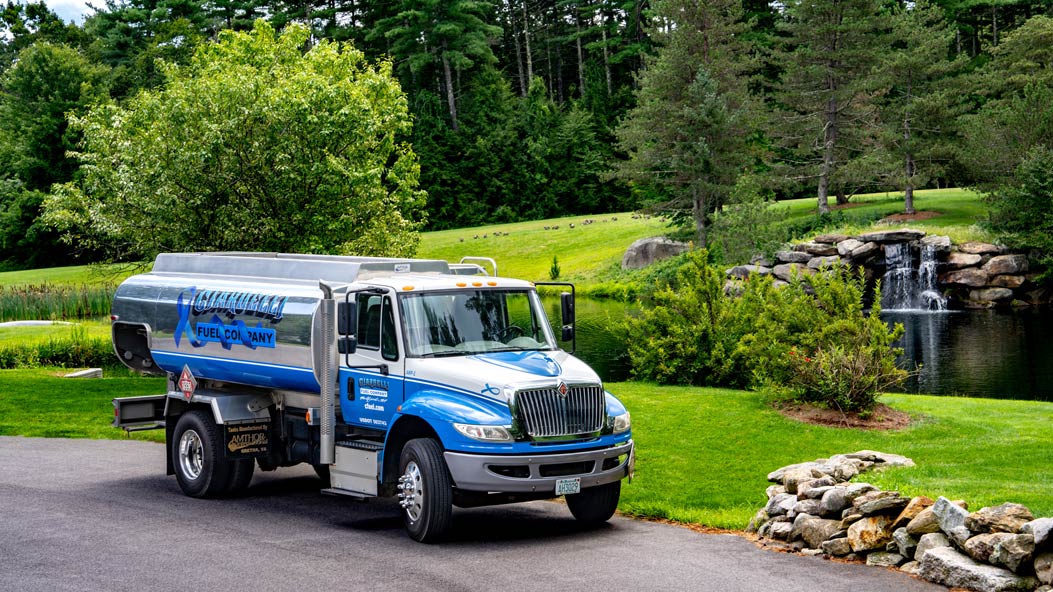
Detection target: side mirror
<box><xmin>338</xmin><ymin>336</ymin><xmax>358</xmax><ymax>355</ymax></box>
<box><xmin>560</xmin><ymin>292</ymin><xmax>575</xmax><ymax>342</ymax></box>
<box><xmin>338</xmin><ymin>300</ymin><xmax>357</xmax><ymax>336</ymax></box>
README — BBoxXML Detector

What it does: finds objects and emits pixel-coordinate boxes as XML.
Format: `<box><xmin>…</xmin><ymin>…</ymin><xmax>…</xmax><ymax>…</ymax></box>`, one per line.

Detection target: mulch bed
<box><xmin>881</xmin><ymin>211</ymin><xmax>942</xmax><ymax>222</ymax></box>
<box><xmin>774</xmin><ymin>402</ymin><xmax>913</xmax><ymax>431</ymax></box>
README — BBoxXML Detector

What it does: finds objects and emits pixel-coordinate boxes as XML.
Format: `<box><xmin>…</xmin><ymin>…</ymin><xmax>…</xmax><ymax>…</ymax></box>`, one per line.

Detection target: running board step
<box><xmin>320</xmin><ymin>487</ymin><xmax>374</xmax><ymax>500</ymax></box>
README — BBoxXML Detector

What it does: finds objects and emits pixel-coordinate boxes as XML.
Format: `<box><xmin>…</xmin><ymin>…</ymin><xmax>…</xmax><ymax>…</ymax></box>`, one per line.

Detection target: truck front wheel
<box><xmin>566</xmin><ymin>481</ymin><xmax>621</xmax><ymax>525</ymax></box>
<box><xmin>172</xmin><ymin>410</ymin><xmax>231</xmax><ymax>498</ymax></box>
<box><xmin>397</xmin><ymin>439</ymin><xmax>453</xmax><ymax>543</ymax></box>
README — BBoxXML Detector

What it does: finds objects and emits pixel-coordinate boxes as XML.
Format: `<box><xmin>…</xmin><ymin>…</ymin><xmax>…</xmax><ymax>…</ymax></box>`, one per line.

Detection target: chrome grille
<box><xmin>516</xmin><ymin>384</ymin><xmax>605</xmax><ymax>438</ymax></box>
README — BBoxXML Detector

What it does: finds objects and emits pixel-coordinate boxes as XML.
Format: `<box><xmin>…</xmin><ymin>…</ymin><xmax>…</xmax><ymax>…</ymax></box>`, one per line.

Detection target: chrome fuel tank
<box><xmin>111</xmin><ymin>252</ymin><xmax>451</xmax><ymax>392</ymax></box>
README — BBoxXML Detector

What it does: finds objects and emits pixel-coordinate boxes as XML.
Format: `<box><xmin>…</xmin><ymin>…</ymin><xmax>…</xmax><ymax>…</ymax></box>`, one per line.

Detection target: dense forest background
<box><xmin>2</xmin><ymin>0</ymin><xmax>1053</xmax><ymax>268</ymax></box>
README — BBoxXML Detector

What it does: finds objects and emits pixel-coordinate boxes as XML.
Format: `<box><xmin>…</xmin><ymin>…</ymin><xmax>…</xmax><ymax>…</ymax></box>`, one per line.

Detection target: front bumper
<box><xmin>444</xmin><ymin>440</ymin><xmax>634</xmax><ymax>493</ymax></box>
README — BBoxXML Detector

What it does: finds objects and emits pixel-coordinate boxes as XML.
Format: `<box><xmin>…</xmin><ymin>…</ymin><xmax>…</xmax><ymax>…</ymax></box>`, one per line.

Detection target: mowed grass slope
<box><xmin>417</xmin><ymin>213</ymin><xmax>669</xmax><ymax>283</ymax></box>
<box><xmin>615</xmin><ymin>382</ymin><xmax>1053</xmax><ymax>529</ymax></box>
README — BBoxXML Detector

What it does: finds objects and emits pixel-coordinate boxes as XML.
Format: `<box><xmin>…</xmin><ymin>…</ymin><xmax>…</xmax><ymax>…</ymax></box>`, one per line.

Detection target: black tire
<box><xmin>171</xmin><ymin>410</ymin><xmax>231</xmax><ymax>498</ymax></box>
<box><xmin>225</xmin><ymin>459</ymin><xmax>255</xmax><ymax>495</ymax></box>
<box><xmin>566</xmin><ymin>481</ymin><xmax>621</xmax><ymax>525</ymax></box>
<box><xmin>397</xmin><ymin>439</ymin><xmax>453</xmax><ymax>543</ymax></box>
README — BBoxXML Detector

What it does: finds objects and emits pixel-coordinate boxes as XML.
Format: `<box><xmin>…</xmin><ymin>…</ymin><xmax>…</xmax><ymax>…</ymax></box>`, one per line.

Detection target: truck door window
<box><xmin>356</xmin><ymin>294</ymin><xmax>398</xmax><ymax>361</ymax></box>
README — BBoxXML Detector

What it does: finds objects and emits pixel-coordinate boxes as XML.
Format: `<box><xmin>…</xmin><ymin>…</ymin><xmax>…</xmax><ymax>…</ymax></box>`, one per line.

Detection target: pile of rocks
<box><xmin>725</xmin><ymin>229</ymin><xmax>1049</xmax><ymax>308</ymax></box>
<box><xmin>748</xmin><ymin>451</ymin><xmax>1051</xmax><ymax>592</ymax></box>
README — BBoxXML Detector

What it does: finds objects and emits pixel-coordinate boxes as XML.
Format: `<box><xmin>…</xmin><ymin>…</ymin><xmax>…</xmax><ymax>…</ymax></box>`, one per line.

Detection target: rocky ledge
<box><xmin>726</xmin><ymin>229</ymin><xmax>1049</xmax><ymax>309</ymax></box>
<box><xmin>748</xmin><ymin>451</ymin><xmax>1052</xmax><ymax>592</ymax></box>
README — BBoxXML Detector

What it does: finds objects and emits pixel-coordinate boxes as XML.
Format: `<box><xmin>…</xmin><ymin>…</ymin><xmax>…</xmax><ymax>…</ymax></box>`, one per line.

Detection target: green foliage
<box><xmin>44</xmin><ymin>21</ymin><xmax>425</xmax><ymax>262</ymax></box>
<box><xmin>985</xmin><ymin>146</ymin><xmax>1053</xmax><ymax>280</ymax></box>
<box><xmin>0</xmin><ymin>325</ymin><xmax>116</xmax><ymax>369</ymax></box>
<box><xmin>709</xmin><ymin>175</ymin><xmax>786</xmax><ymax>264</ymax></box>
<box><xmin>625</xmin><ymin>251</ymin><xmax>907</xmax><ymax>412</ymax></box>
<box><xmin>0</xmin><ymin>283</ymin><xmax>114</xmax><ymax>321</ymax></box>
<box><xmin>549</xmin><ymin>255</ymin><xmax>560</xmax><ymax>280</ymax></box>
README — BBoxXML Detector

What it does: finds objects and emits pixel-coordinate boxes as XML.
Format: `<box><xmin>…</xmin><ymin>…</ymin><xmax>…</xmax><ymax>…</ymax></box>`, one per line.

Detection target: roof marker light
<box><xmin>402</xmin><ymin>286</ymin><xmax>414</xmax><ymax>291</ymax></box>
<box><xmin>487</xmin><ymin>281</ymin><xmax>497</xmax><ymax>286</ymax></box>
<box><xmin>456</xmin><ymin>282</ymin><xmax>467</xmax><ymax>287</ymax></box>
<box><xmin>472</xmin><ymin>282</ymin><xmax>482</xmax><ymax>287</ymax></box>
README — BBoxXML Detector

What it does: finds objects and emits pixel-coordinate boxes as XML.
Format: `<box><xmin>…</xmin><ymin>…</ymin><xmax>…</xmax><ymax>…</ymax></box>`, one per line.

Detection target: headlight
<box><xmin>611</xmin><ymin>411</ymin><xmax>631</xmax><ymax>434</ymax></box>
<box><xmin>453</xmin><ymin>423</ymin><xmax>513</xmax><ymax>442</ymax></box>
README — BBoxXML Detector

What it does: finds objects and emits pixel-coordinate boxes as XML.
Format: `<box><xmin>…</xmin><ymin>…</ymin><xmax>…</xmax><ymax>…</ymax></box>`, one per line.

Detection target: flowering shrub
<box><xmin>625</xmin><ymin>251</ymin><xmax>908</xmax><ymax>413</ymax></box>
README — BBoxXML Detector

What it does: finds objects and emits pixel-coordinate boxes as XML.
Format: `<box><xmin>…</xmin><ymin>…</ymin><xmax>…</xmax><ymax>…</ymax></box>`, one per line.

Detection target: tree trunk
<box><xmin>441</xmin><ymin>49</ymin><xmax>458</xmax><ymax>131</ymax></box>
<box><xmin>522</xmin><ymin>0</ymin><xmax>534</xmax><ymax>85</ymax></box>
<box><xmin>601</xmin><ymin>11</ymin><xmax>612</xmax><ymax>97</ymax></box>
<box><xmin>508</xmin><ymin>0</ymin><xmax>527</xmax><ymax>97</ymax></box>
<box><xmin>818</xmin><ymin>96</ymin><xmax>837</xmax><ymax>215</ymax></box>
<box><xmin>835</xmin><ymin>189</ymin><xmax>848</xmax><ymax>205</ymax></box>
<box><xmin>575</xmin><ymin>8</ymin><xmax>585</xmax><ymax>98</ymax></box>
<box><xmin>904</xmin><ymin>152</ymin><xmax>917</xmax><ymax>215</ymax></box>
<box><xmin>693</xmin><ymin>190</ymin><xmax>708</xmax><ymax>249</ymax></box>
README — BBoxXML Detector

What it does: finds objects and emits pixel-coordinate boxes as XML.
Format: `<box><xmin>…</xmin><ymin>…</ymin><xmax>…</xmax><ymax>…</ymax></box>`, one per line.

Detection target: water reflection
<box><xmin>886</xmin><ymin>309</ymin><xmax>1053</xmax><ymax>400</ymax></box>
<box><xmin>542</xmin><ymin>296</ymin><xmax>634</xmax><ymax>382</ymax></box>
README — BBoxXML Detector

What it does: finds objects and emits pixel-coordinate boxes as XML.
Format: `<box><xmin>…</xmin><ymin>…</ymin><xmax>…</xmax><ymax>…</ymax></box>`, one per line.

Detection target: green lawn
<box><xmin>776</xmin><ymin>188</ymin><xmax>992</xmax><ymax>244</ymax></box>
<box><xmin>612</xmin><ymin>382</ymin><xmax>1053</xmax><ymax>529</ymax></box>
<box><xmin>0</xmin><ymin>263</ymin><xmax>138</xmax><ymax>287</ymax></box>
<box><xmin>2</xmin><ymin>367</ymin><xmax>1048</xmax><ymax>529</ymax></box>
<box><xmin>417</xmin><ymin>212</ymin><xmax>669</xmax><ymax>283</ymax></box>
<box><xmin>0</xmin><ymin>319</ymin><xmax>111</xmax><ymax>346</ymax></box>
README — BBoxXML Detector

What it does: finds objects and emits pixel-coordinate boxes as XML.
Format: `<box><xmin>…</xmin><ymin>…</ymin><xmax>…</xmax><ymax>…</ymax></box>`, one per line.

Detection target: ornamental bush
<box><xmin>625</xmin><ymin>251</ymin><xmax>907</xmax><ymax>413</ymax></box>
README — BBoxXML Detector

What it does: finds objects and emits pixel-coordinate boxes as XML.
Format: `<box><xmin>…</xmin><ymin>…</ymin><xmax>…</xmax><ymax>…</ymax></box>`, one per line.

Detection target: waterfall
<box><xmin>881</xmin><ymin>243</ymin><xmax>948</xmax><ymax>311</ymax></box>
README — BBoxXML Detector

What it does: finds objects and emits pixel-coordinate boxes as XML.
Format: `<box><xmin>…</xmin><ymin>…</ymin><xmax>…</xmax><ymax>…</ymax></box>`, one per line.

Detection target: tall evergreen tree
<box><xmin>871</xmin><ymin>0</ymin><xmax>965</xmax><ymax>214</ymax></box>
<box><xmin>613</xmin><ymin>0</ymin><xmax>756</xmax><ymax>248</ymax></box>
<box><xmin>371</xmin><ymin>0</ymin><xmax>502</xmax><ymax>131</ymax></box>
<box><xmin>771</xmin><ymin>0</ymin><xmax>887</xmax><ymax>213</ymax></box>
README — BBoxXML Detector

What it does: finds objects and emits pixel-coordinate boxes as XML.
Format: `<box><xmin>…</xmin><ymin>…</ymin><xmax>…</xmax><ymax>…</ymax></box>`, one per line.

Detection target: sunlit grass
<box><xmin>613</xmin><ymin>382</ymin><xmax>1053</xmax><ymax>529</ymax></box>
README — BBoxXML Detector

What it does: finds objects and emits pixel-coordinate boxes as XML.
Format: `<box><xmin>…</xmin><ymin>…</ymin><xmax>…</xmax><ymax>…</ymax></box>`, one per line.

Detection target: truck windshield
<box><xmin>400</xmin><ymin>289</ymin><xmax>557</xmax><ymax>357</ymax></box>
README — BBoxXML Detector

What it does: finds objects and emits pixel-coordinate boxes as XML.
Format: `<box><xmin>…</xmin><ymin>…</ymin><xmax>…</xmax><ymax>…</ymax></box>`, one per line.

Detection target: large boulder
<box><xmin>894</xmin><ymin>496</ymin><xmax>935</xmax><ymax>530</ymax></box>
<box><xmin>959</xmin><ymin>241</ymin><xmax>1004</xmax><ymax>255</ymax></box>
<box><xmin>990</xmin><ymin>534</ymin><xmax>1036</xmax><ymax>573</ymax></box>
<box><xmin>965</xmin><ymin>533</ymin><xmax>1017</xmax><ymax>563</ymax></box>
<box><xmin>848</xmin><ymin>515</ymin><xmax>895</xmax><ymax>553</ymax></box>
<box><xmin>916</xmin><ymin>532</ymin><xmax>952</xmax><ymax>560</ymax></box>
<box><xmin>920</xmin><ymin>234</ymin><xmax>953</xmax><ymax>252</ymax></box>
<box><xmin>982</xmin><ymin>254</ymin><xmax>1029</xmax><ymax>276</ymax></box>
<box><xmin>943</xmin><ymin>268</ymin><xmax>989</xmax><ymax>287</ymax></box>
<box><xmin>854</xmin><ymin>490</ymin><xmax>910</xmax><ymax>516</ymax></box>
<box><xmin>621</xmin><ymin>237</ymin><xmax>690</xmax><ymax>270</ymax></box>
<box><xmin>775</xmin><ymin>250</ymin><xmax>813</xmax><ymax>264</ymax></box>
<box><xmin>970</xmin><ymin>288</ymin><xmax>1015</xmax><ymax>303</ymax></box>
<box><xmin>857</xmin><ymin>229</ymin><xmax>926</xmax><ymax>243</ymax></box>
<box><xmin>797</xmin><ymin>516</ymin><xmax>842</xmax><ymax>548</ymax></box>
<box><xmin>933</xmin><ymin>496</ymin><xmax>972</xmax><ymax>546</ymax></box>
<box><xmin>919</xmin><ymin>546</ymin><xmax>1038</xmax><ymax>591</ymax></box>
<box><xmin>946</xmin><ymin>252</ymin><xmax>983</xmax><ymax>270</ymax></box>
<box><xmin>1023</xmin><ymin>518</ymin><xmax>1053</xmax><ymax>547</ymax></box>
<box><xmin>726</xmin><ymin>264</ymin><xmax>772</xmax><ymax>279</ymax></box>
<box><xmin>793</xmin><ymin>241</ymin><xmax>838</xmax><ymax>256</ymax></box>
<box><xmin>837</xmin><ymin>238</ymin><xmax>864</xmax><ymax>256</ymax></box>
<box><xmin>966</xmin><ymin>502</ymin><xmax>1035</xmax><ymax>534</ymax></box>
<box><xmin>773</xmin><ymin>263</ymin><xmax>815</xmax><ymax>282</ymax></box>
<box><xmin>1035</xmin><ymin>553</ymin><xmax>1053</xmax><ymax>586</ymax></box>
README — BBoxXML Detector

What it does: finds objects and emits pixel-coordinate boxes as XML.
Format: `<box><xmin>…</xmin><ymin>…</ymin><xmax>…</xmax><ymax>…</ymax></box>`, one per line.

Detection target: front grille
<box><xmin>516</xmin><ymin>384</ymin><xmax>605</xmax><ymax>438</ymax></box>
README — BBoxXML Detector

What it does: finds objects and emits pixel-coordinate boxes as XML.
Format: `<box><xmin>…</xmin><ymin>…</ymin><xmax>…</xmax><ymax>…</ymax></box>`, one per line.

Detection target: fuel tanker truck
<box><xmin>111</xmin><ymin>252</ymin><xmax>633</xmax><ymax>542</ymax></box>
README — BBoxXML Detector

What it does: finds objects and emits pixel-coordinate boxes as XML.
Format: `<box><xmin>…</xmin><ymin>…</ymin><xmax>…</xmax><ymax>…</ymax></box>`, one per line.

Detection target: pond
<box><xmin>886</xmin><ymin>309</ymin><xmax>1053</xmax><ymax>401</ymax></box>
<box><xmin>546</xmin><ymin>295</ymin><xmax>1053</xmax><ymax>401</ymax></box>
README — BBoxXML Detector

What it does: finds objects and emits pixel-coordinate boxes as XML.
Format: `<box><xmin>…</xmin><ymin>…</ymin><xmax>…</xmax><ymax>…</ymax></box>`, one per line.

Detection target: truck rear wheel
<box><xmin>566</xmin><ymin>481</ymin><xmax>621</xmax><ymax>525</ymax></box>
<box><xmin>398</xmin><ymin>439</ymin><xmax>453</xmax><ymax>543</ymax></box>
<box><xmin>172</xmin><ymin>410</ymin><xmax>231</xmax><ymax>498</ymax></box>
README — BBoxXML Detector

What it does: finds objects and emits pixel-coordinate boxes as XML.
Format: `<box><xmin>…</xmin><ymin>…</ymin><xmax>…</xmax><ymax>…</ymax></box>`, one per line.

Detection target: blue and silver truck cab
<box><xmin>112</xmin><ymin>252</ymin><xmax>634</xmax><ymax>541</ymax></box>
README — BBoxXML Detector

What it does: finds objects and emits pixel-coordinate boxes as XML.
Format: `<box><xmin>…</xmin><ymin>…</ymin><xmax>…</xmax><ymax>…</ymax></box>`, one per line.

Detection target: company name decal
<box><xmin>175</xmin><ymin>287</ymin><xmax>281</xmax><ymax>350</ymax></box>
<box><xmin>191</xmin><ymin>288</ymin><xmax>288</xmax><ymax>321</ymax></box>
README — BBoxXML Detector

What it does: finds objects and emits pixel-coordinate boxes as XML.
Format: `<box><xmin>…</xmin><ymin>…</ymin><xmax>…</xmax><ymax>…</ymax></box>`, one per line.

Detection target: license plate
<box><xmin>555</xmin><ymin>477</ymin><xmax>581</xmax><ymax>496</ymax></box>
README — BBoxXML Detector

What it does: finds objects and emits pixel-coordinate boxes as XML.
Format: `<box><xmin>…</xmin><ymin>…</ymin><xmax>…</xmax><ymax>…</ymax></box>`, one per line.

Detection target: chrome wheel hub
<box><xmin>398</xmin><ymin>461</ymin><xmax>424</xmax><ymax>522</ymax></box>
<box><xmin>178</xmin><ymin>429</ymin><xmax>204</xmax><ymax>480</ymax></box>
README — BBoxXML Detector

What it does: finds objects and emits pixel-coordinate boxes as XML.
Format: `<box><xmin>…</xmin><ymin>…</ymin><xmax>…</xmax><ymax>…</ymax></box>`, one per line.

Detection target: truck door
<box><xmin>338</xmin><ymin>292</ymin><xmax>405</xmax><ymax>431</ymax></box>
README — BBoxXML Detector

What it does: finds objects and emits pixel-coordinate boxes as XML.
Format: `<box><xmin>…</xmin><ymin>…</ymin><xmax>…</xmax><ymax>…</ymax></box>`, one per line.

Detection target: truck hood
<box><xmin>405</xmin><ymin>350</ymin><xmax>601</xmax><ymax>401</ymax></box>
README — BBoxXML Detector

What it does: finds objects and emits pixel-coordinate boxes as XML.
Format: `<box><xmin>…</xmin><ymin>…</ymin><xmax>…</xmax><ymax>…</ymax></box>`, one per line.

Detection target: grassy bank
<box><xmin>0</xmin><ymin>189</ymin><xmax>990</xmax><ymax>297</ymax></box>
<box><xmin>614</xmin><ymin>382</ymin><xmax>1053</xmax><ymax>528</ymax></box>
<box><xmin>2</xmin><ymin>368</ymin><xmax>1048</xmax><ymax>529</ymax></box>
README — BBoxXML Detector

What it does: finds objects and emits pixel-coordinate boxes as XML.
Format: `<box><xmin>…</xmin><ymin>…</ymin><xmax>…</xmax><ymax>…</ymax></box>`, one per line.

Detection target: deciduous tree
<box><xmin>44</xmin><ymin>21</ymin><xmax>425</xmax><ymax>261</ymax></box>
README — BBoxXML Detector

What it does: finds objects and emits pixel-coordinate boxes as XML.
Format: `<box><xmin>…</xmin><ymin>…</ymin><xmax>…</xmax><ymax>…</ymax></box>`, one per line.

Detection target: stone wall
<box><xmin>726</xmin><ymin>229</ymin><xmax>1049</xmax><ymax>309</ymax></box>
<box><xmin>748</xmin><ymin>451</ymin><xmax>1052</xmax><ymax>592</ymax></box>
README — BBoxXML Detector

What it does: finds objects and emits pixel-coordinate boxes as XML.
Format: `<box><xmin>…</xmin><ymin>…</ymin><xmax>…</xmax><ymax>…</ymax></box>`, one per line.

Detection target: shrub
<box><xmin>0</xmin><ymin>326</ymin><xmax>117</xmax><ymax>369</ymax></box>
<box><xmin>625</xmin><ymin>252</ymin><xmax>907</xmax><ymax>412</ymax></box>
